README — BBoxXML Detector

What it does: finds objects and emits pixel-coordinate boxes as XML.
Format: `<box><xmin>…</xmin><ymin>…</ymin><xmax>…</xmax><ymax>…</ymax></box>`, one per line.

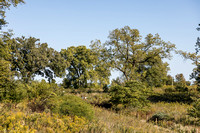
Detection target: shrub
<box><xmin>0</xmin><ymin>80</ymin><xmax>28</xmax><ymax>103</ymax></box>
<box><xmin>164</xmin><ymin>87</ymin><xmax>175</xmax><ymax>93</ymax></box>
<box><xmin>188</xmin><ymin>99</ymin><xmax>200</xmax><ymax>118</ymax></box>
<box><xmin>175</xmin><ymin>85</ymin><xmax>188</xmax><ymax>92</ymax></box>
<box><xmin>148</xmin><ymin>92</ymin><xmax>195</xmax><ymax>104</ymax></box>
<box><xmin>148</xmin><ymin>112</ymin><xmax>173</xmax><ymax>122</ymax></box>
<box><xmin>109</xmin><ymin>81</ymin><xmax>150</xmax><ymax>109</ymax></box>
<box><xmin>60</xmin><ymin>95</ymin><xmax>94</xmax><ymax>120</ymax></box>
<box><xmin>0</xmin><ymin>111</ymin><xmax>87</xmax><ymax>132</ymax></box>
<box><xmin>26</xmin><ymin>80</ymin><xmax>67</xmax><ymax>113</ymax></box>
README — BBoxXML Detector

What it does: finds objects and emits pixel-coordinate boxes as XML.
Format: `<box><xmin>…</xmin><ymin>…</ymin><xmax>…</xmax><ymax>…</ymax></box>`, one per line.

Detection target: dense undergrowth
<box><xmin>1</xmin><ymin>80</ymin><xmax>200</xmax><ymax>132</ymax></box>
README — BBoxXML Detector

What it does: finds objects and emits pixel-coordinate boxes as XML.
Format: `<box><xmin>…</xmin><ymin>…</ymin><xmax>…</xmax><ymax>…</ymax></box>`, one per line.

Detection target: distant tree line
<box><xmin>0</xmin><ymin>26</ymin><xmax>184</xmax><ymax>89</ymax></box>
<box><xmin>0</xmin><ymin>0</ymin><xmax>195</xmax><ymax>91</ymax></box>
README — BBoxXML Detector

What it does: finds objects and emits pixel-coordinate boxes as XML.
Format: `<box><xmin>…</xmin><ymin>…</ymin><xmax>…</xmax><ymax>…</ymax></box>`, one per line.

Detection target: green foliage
<box><xmin>0</xmin><ymin>79</ymin><xmax>64</xmax><ymax>107</ymax></box>
<box><xmin>190</xmin><ymin>24</ymin><xmax>200</xmax><ymax>91</ymax></box>
<box><xmin>164</xmin><ymin>87</ymin><xmax>175</xmax><ymax>93</ymax></box>
<box><xmin>102</xmin><ymin>84</ymin><xmax>109</xmax><ymax>92</ymax></box>
<box><xmin>148</xmin><ymin>91</ymin><xmax>195</xmax><ymax>104</ymax></box>
<box><xmin>26</xmin><ymin>80</ymin><xmax>62</xmax><ymax>112</ymax></box>
<box><xmin>104</xmin><ymin>26</ymin><xmax>175</xmax><ymax>86</ymax></box>
<box><xmin>165</xmin><ymin>75</ymin><xmax>174</xmax><ymax>85</ymax></box>
<box><xmin>0</xmin><ymin>35</ymin><xmax>16</xmax><ymax>101</ymax></box>
<box><xmin>188</xmin><ymin>99</ymin><xmax>200</xmax><ymax>118</ymax></box>
<box><xmin>60</xmin><ymin>95</ymin><xmax>94</xmax><ymax>120</ymax></box>
<box><xmin>148</xmin><ymin>112</ymin><xmax>173</xmax><ymax>122</ymax></box>
<box><xmin>111</xmin><ymin>77</ymin><xmax>125</xmax><ymax>86</ymax></box>
<box><xmin>82</xmin><ymin>93</ymin><xmax>111</xmax><ymax>108</ymax></box>
<box><xmin>109</xmin><ymin>81</ymin><xmax>149</xmax><ymax>109</ymax></box>
<box><xmin>0</xmin><ymin>60</ymin><xmax>13</xmax><ymax>99</ymax></box>
<box><xmin>7</xmin><ymin>81</ymin><xmax>27</xmax><ymax>102</ymax></box>
<box><xmin>0</xmin><ymin>111</ymin><xmax>87</xmax><ymax>132</ymax></box>
<box><xmin>61</xmin><ymin>45</ymin><xmax>110</xmax><ymax>89</ymax></box>
<box><xmin>175</xmin><ymin>86</ymin><xmax>188</xmax><ymax>92</ymax></box>
<box><xmin>61</xmin><ymin>46</ymin><xmax>97</xmax><ymax>89</ymax></box>
<box><xmin>90</xmin><ymin>40</ymin><xmax>111</xmax><ymax>87</ymax></box>
<box><xmin>10</xmin><ymin>37</ymin><xmax>67</xmax><ymax>83</ymax></box>
<box><xmin>141</xmin><ymin>59</ymin><xmax>169</xmax><ymax>87</ymax></box>
<box><xmin>175</xmin><ymin>73</ymin><xmax>187</xmax><ymax>90</ymax></box>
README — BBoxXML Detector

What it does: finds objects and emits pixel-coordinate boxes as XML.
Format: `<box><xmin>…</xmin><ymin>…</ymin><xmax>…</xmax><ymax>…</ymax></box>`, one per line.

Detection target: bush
<box><xmin>27</xmin><ymin>80</ymin><xmax>65</xmax><ymax>112</ymax></box>
<box><xmin>109</xmin><ymin>81</ymin><xmax>150</xmax><ymax>109</ymax></box>
<box><xmin>60</xmin><ymin>95</ymin><xmax>94</xmax><ymax>120</ymax></box>
<box><xmin>188</xmin><ymin>99</ymin><xmax>200</xmax><ymax>118</ymax></box>
<box><xmin>148</xmin><ymin>92</ymin><xmax>196</xmax><ymax>104</ymax></box>
<box><xmin>175</xmin><ymin>85</ymin><xmax>188</xmax><ymax>92</ymax></box>
<box><xmin>148</xmin><ymin>112</ymin><xmax>173</xmax><ymax>122</ymax></box>
<box><xmin>164</xmin><ymin>87</ymin><xmax>175</xmax><ymax>93</ymax></box>
<box><xmin>0</xmin><ymin>81</ymin><xmax>28</xmax><ymax>103</ymax></box>
<box><xmin>0</xmin><ymin>111</ymin><xmax>87</xmax><ymax>132</ymax></box>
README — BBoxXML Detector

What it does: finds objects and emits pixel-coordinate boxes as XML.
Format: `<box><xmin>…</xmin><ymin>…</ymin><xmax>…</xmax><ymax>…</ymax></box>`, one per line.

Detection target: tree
<box><xmin>61</xmin><ymin>45</ymin><xmax>111</xmax><ymax>89</ymax></box>
<box><xmin>0</xmin><ymin>0</ymin><xmax>25</xmax><ymax>29</ymax></box>
<box><xmin>140</xmin><ymin>58</ymin><xmax>169</xmax><ymax>87</ymax></box>
<box><xmin>175</xmin><ymin>73</ymin><xmax>186</xmax><ymax>86</ymax></box>
<box><xmin>61</xmin><ymin>46</ymin><xmax>97</xmax><ymax>88</ymax></box>
<box><xmin>104</xmin><ymin>26</ymin><xmax>175</xmax><ymax>85</ymax></box>
<box><xmin>45</xmin><ymin>47</ymin><xmax>68</xmax><ymax>83</ymax></box>
<box><xmin>10</xmin><ymin>36</ymin><xmax>67</xmax><ymax>83</ymax></box>
<box><xmin>111</xmin><ymin>77</ymin><xmax>125</xmax><ymax>87</ymax></box>
<box><xmin>165</xmin><ymin>75</ymin><xmax>174</xmax><ymax>86</ymax></box>
<box><xmin>191</xmin><ymin>24</ymin><xmax>200</xmax><ymax>91</ymax></box>
<box><xmin>90</xmin><ymin>40</ymin><xmax>111</xmax><ymax>87</ymax></box>
<box><xmin>174</xmin><ymin>73</ymin><xmax>188</xmax><ymax>91</ymax></box>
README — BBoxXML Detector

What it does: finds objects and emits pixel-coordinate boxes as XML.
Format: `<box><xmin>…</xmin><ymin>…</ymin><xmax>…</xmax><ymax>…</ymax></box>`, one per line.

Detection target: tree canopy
<box><xmin>10</xmin><ymin>36</ymin><xmax>67</xmax><ymax>83</ymax></box>
<box><xmin>102</xmin><ymin>26</ymin><xmax>175</xmax><ymax>86</ymax></box>
<box><xmin>61</xmin><ymin>45</ymin><xmax>111</xmax><ymax>89</ymax></box>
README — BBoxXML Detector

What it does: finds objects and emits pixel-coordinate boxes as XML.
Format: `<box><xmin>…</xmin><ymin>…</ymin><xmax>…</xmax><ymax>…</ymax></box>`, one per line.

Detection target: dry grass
<box><xmin>85</xmin><ymin>107</ymin><xmax>171</xmax><ymax>133</ymax></box>
<box><xmin>84</xmin><ymin>105</ymin><xmax>200</xmax><ymax>133</ymax></box>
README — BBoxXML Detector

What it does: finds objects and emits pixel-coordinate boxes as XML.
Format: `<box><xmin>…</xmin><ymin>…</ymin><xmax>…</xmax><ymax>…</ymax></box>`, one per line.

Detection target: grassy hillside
<box><xmin>1</xmin><ymin>85</ymin><xmax>200</xmax><ymax>133</ymax></box>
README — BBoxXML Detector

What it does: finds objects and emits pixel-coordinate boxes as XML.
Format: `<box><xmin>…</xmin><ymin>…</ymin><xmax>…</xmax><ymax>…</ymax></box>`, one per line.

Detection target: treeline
<box><xmin>0</xmin><ymin>1</ymin><xmax>193</xmax><ymax>91</ymax></box>
<box><xmin>0</xmin><ymin>27</ymin><xmax>192</xmax><ymax>87</ymax></box>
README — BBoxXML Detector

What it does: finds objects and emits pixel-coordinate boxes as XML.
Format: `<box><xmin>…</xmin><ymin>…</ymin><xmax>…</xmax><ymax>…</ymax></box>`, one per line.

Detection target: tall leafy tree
<box><xmin>165</xmin><ymin>75</ymin><xmax>174</xmax><ymax>86</ymax></box>
<box><xmin>175</xmin><ymin>73</ymin><xmax>186</xmax><ymax>87</ymax></box>
<box><xmin>61</xmin><ymin>46</ymin><xmax>97</xmax><ymax>89</ymax></box>
<box><xmin>90</xmin><ymin>40</ymin><xmax>111</xmax><ymax>87</ymax></box>
<box><xmin>105</xmin><ymin>26</ymin><xmax>175</xmax><ymax>86</ymax></box>
<box><xmin>0</xmin><ymin>0</ymin><xmax>25</xmax><ymax>29</ymax></box>
<box><xmin>10</xmin><ymin>36</ymin><xmax>67</xmax><ymax>83</ymax></box>
<box><xmin>61</xmin><ymin>45</ymin><xmax>111</xmax><ymax>89</ymax></box>
<box><xmin>141</xmin><ymin>59</ymin><xmax>169</xmax><ymax>87</ymax></box>
<box><xmin>46</xmin><ymin>47</ymin><xmax>68</xmax><ymax>83</ymax></box>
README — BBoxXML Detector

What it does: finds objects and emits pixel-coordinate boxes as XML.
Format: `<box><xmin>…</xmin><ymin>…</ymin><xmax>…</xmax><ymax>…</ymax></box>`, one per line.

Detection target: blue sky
<box><xmin>4</xmin><ymin>0</ymin><xmax>200</xmax><ymax>82</ymax></box>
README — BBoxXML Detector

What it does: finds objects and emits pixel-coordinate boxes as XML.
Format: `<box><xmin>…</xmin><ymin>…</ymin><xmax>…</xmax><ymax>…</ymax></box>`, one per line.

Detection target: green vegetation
<box><xmin>0</xmin><ymin>1</ymin><xmax>200</xmax><ymax>132</ymax></box>
<box><xmin>103</xmin><ymin>26</ymin><xmax>174</xmax><ymax>87</ymax></box>
<box><xmin>60</xmin><ymin>95</ymin><xmax>94</xmax><ymax>120</ymax></box>
<box><xmin>109</xmin><ymin>81</ymin><xmax>150</xmax><ymax>109</ymax></box>
<box><xmin>188</xmin><ymin>99</ymin><xmax>200</xmax><ymax>118</ymax></box>
<box><xmin>10</xmin><ymin>37</ymin><xmax>67</xmax><ymax>83</ymax></box>
<box><xmin>0</xmin><ymin>108</ymin><xmax>87</xmax><ymax>132</ymax></box>
<box><xmin>61</xmin><ymin>45</ymin><xmax>110</xmax><ymax>89</ymax></box>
